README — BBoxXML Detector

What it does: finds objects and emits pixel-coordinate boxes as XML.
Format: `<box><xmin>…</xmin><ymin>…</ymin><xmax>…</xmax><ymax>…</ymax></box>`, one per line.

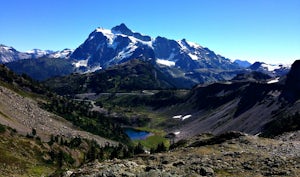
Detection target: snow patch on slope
<box><xmin>186</xmin><ymin>41</ymin><xmax>202</xmax><ymax>49</ymax></box>
<box><xmin>261</xmin><ymin>63</ymin><xmax>281</xmax><ymax>71</ymax></box>
<box><xmin>156</xmin><ymin>59</ymin><xmax>175</xmax><ymax>67</ymax></box>
<box><xmin>188</xmin><ymin>53</ymin><xmax>198</xmax><ymax>60</ymax></box>
<box><xmin>49</xmin><ymin>49</ymin><xmax>73</xmax><ymax>58</ymax></box>
<box><xmin>84</xmin><ymin>65</ymin><xmax>102</xmax><ymax>73</ymax></box>
<box><xmin>182</xmin><ymin>115</ymin><xmax>192</xmax><ymax>120</ymax></box>
<box><xmin>96</xmin><ymin>28</ymin><xmax>115</xmax><ymax>45</ymax></box>
<box><xmin>73</xmin><ymin>59</ymin><xmax>88</xmax><ymax>68</ymax></box>
<box><xmin>267</xmin><ymin>78</ymin><xmax>280</xmax><ymax>84</ymax></box>
<box><xmin>128</xmin><ymin>36</ymin><xmax>153</xmax><ymax>49</ymax></box>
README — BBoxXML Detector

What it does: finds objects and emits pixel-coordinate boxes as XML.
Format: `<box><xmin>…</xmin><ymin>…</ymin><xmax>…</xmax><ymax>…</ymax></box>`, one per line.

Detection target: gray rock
<box><xmin>199</xmin><ymin>167</ymin><xmax>214</xmax><ymax>176</ymax></box>
<box><xmin>173</xmin><ymin>161</ymin><xmax>185</xmax><ymax>167</ymax></box>
<box><xmin>121</xmin><ymin>171</ymin><xmax>135</xmax><ymax>177</ymax></box>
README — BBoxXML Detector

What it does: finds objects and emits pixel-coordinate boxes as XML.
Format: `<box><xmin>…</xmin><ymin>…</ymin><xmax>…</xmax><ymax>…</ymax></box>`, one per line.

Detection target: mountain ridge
<box><xmin>70</xmin><ymin>23</ymin><xmax>240</xmax><ymax>72</ymax></box>
<box><xmin>1</xmin><ymin>24</ymin><xmax>293</xmax><ymax>86</ymax></box>
<box><xmin>0</xmin><ymin>44</ymin><xmax>73</xmax><ymax>63</ymax></box>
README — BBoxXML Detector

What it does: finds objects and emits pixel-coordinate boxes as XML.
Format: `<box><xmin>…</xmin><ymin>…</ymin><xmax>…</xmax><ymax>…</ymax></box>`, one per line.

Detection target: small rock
<box><xmin>121</xmin><ymin>171</ymin><xmax>135</xmax><ymax>177</ymax></box>
<box><xmin>145</xmin><ymin>166</ymin><xmax>156</xmax><ymax>172</ymax></box>
<box><xmin>64</xmin><ymin>170</ymin><xmax>73</xmax><ymax>177</ymax></box>
<box><xmin>162</xmin><ymin>160</ymin><xmax>169</xmax><ymax>164</ymax></box>
<box><xmin>199</xmin><ymin>167</ymin><xmax>214</xmax><ymax>176</ymax></box>
<box><xmin>173</xmin><ymin>161</ymin><xmax>185</xmax><ymax>167</ymax></box>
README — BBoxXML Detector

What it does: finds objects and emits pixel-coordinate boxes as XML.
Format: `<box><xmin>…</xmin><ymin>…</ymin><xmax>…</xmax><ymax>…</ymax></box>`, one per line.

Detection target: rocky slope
<box><xmin>0</xmin><ymin>85</ymin><xmax>116</xmax><ymax>146</ymax></box>
<box><xmin>63</xmin><ymin>132</ymin><xmax>300</xmax><ymax>177</ymax></box>
<box><xmin>0</xmin><ymin>64</ymin><xmax>116</xmax><ymax>146</ymax></box>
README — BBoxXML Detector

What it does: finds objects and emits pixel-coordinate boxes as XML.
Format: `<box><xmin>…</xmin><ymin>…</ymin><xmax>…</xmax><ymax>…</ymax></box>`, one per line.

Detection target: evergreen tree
<box><xmin>134</xmin><ymin>142</ymin><xmax>144</xmax><ymax>154</ymax></box>
<box><xmin>155</xmin><ymin>142</ymin><xmax>167</xmax><ymax>153</ymax></box>
<box><xmin>57</xmin><ymin>150</ymin><xmax>64</xmax><ymax>168</ymax></box>
<box><xmin>31</xmin><ymin>128</ymin><xmax>36</xmax><ymax>136</ymax></box>
<box><xmin>87</xmin><ymin>140</ymin><xmax>97</xmax><ymax>161</ymax></box>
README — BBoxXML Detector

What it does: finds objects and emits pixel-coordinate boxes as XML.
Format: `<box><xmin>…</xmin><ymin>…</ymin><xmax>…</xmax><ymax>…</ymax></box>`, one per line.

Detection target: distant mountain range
<box><xmin>249</xmin><ymin>61</ymin><xmax>290</xmax><ymax>77</ymax></box>
<box><xmin>233</xmin><ymin>59</ymin><xmax>252</xmax><ymax>68</ymax></box>
<box><xmin>0</xmin><ymin>44</ymin><xmax>73</xmax><ymax>63</ymax></box>
<box><xmin>0</xmin><ymin>23</ymin><xmax>293</xmax><ymax>86</ymax></box>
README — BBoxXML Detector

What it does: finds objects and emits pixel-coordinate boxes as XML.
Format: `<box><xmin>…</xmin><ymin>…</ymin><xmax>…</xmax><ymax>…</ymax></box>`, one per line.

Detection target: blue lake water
<box><xmin>124</xmin><ymin>128</ymin><xmax>151</xmax><ymax>140</ymax></box>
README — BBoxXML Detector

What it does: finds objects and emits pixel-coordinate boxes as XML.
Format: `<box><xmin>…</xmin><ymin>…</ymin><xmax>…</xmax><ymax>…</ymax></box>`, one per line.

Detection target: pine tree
<box><xmin>31</xmin><ymin>128</ymin><xmax>36</xmax><ymax>136</ymax></box>
<box><xmin>57</xmin><ymin>150</ymin><xmax>64</xmax><ymax>168</ymax></box>
<box><xmin>134</xmin><ymin>142</ymin><xmax>144</xmax><ymax>154</ymax></box>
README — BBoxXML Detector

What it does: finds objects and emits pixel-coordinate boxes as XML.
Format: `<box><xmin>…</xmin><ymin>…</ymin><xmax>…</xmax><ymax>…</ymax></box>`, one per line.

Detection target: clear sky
<box><xmin>0</xmin><ymin>0</ymin><xmax>299</xmax><ymax>64</ymax></box>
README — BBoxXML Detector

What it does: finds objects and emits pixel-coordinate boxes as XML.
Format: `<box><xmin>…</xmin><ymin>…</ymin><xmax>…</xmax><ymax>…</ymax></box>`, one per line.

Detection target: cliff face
<box><xmin>281</xmin><ymin>60</ymin><xmax>300</xmax><ymax>102</ymax></box>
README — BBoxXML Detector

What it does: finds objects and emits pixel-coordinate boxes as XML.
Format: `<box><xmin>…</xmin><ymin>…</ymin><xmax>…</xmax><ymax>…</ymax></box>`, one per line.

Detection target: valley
<box><xmin>0</xmin><ymin>23</ymin><xmax>299</xmax><ymax>176</ymax></box>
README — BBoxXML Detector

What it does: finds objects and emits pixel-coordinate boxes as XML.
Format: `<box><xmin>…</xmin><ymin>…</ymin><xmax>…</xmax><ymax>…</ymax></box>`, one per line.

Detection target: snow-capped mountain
<box><xmin>70</xmin><ymin>23</ymin><xmax>240</xmax><ymax>72</ymax></box>
<box><xmin>48</xmin><ymin>49</ymin><xmax>73</xmax><ymax>59</ymax></box>
<box><xmin>0</xmin><ymin>44</ymin><xmax>31</xmax><ymax>63</ymax></box>
<box><xmin>249</xmin><ymin>61</ymin><xmax>290</xmax><ymax>77</ymax></box>
<box><xmin>26</xmin><ymin>49</ymin><xmax>55</xmax><ymax>58</ymax></box>
<box><xmin>0</xmin><ymin>44</ymin><xmax>73</xmax><ymax>63</ymax></box>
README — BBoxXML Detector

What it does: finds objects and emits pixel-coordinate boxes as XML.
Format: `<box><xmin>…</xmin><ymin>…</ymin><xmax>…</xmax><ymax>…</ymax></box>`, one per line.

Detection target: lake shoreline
<box><xmin>123</xmin><ymin>127</ymin><xmax>153</xmax><ymax>140</ymax></box>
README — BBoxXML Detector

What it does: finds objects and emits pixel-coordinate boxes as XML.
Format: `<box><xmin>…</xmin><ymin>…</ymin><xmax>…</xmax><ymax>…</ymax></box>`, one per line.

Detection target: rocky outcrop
<box><xmin>281</xmin><ymin>60</ymin><xmax>300</xmax><ymax>102</ymax></box>
<box><xmin>63</xmin><ymin>133</ymin><xmax>300</xmax><ymax>176</ymax></box>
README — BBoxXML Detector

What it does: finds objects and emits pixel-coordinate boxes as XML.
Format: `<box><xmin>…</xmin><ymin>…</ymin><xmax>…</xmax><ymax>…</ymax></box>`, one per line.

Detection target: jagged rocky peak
<box><xmin>111</xmin><ymin>23</ymin><xmax>152</xmax><ymax>41</ymax></box>
<box><xmin>70</xmin><ymin>23</ymin><xmax>241</xmax><ymax>80</ymax></box>
<box><xmin>0</xmin><ymin>44</ymin><xmax>14</xmax><ymax>51</ymax></box>
<box><xmin>179</xmin><ymin>38</ymin><xmax>201</xmax><ymax>49</ymax></box>
<box><xmin>111</xmin><ymin>23</ymin><xmax>133</xmax><ymax>35</ymax></box>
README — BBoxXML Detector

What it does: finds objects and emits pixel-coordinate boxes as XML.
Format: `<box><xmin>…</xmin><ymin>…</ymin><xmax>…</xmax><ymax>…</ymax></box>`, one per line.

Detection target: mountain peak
<box><xmin>111</xmin><ymin>23</ymin><xmax>133</xmax><ymax>35</ymax></box>
<box><xmin>0</xmin><ymin>44</ymin><xmax>14</xmax><ymax>51</ymax></box>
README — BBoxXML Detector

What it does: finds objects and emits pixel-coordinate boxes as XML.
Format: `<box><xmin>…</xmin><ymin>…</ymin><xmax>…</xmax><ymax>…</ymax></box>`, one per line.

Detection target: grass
<box><xmin>27</xmin><ymin>164</ymin><xmax>55</xmax><ymax>177</ymax></box>
<box><xmin>0</xmin><ymin>81</ymin><xmax>43</xmax><ymax>101</ymax></box>
<box><xmin>0</xmin><ymin>124</ymin><xmax>5</xmax><ymax>133</ymax></box>
<box><xmin>96</xmin><ymin>93</ymin><xmax>178</xmax><ymax>150</ymax></box>
<box><xmin>0</xmin><ymin>110</ymin><xmax>10</xmax><ymax>120</ymax></box>
<box><xmin>98</xmin><ymin>95</ymin><xmax>174</xmax><ymax>129</ymax></box>
<box><xmin>134</xmin><ymin>134</ymin><xmax>170</xmax><ymax>150</ymax></box>
<box><xmin>0</xmin><ymin>132</ymin><xmax>57</xmax><ymax>177</ymax></box>
<box><xmin>0</xmin><ymin>147</ymin><xmax>24</xmax><ymax>165</ymax></box>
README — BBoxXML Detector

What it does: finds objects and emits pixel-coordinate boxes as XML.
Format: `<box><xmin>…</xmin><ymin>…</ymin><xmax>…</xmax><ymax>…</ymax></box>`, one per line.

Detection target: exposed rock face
<box><xmin>70</xmin><ymin>23</ymin><xmax>240</xmax><ymax>72</ymax></box>
<box><xmin>281</xmin><ymin>60</ymin><xmax>300</xmax><ymax>102</ymax></box>
<box><xmin>234</xmin><ymin>59</ymin><xmax>251</xmax><ymax>68</ymax></box>
<box><xmin>63</xmin><ymin>132</ymin><xmax>300</xmax><ymax>176</ymax></box>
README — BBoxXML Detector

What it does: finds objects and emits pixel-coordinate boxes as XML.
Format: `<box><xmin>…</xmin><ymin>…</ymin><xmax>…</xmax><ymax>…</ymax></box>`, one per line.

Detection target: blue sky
<box><xmin>0</xmin><ymin>0</ymin><xmax>299</xmax><ymax>64</ymax></box>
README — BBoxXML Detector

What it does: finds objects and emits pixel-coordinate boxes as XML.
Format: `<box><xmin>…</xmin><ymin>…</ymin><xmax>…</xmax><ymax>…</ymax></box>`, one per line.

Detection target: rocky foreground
<box><xmin>63</xmin><ymin>132</ymin><xmax>300</xmax><ymax>177</ymax></box>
